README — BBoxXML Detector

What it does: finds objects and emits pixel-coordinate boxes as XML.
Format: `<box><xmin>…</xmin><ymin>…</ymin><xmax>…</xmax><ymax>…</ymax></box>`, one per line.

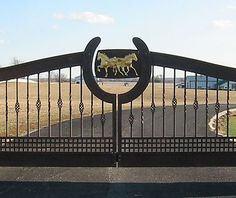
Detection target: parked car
<box><xmin>176</xmin><ymin>83</ymin><xmax>185</xmax><ymax>88</ymax></box>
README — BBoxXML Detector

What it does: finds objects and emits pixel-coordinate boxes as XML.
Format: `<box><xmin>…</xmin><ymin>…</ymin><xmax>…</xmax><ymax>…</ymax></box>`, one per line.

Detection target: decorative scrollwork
<box><xmin>15</xmin><ymin>102</ymin><xmax>20</xmax><ymax>113</ymax></box>
<box><xmin>100</xmin><ymin>114</ymin><xmax>106</xmax><ymax>124</ymax></box>
<box><xmin>36</xmin><ymin>99</ymin><xmax>41</xmax><ymax>111</ymax></box>
<box><xmin>193</xmin><ymin>99</ymin><xmax>199</xmax><ymax>110</ymax></box>
<box><xmin>215</xmin><ymin>102</ymin><xmax>220</xmax><ymax>113</ymax></box>
<box><xmin>129</xmin><ymin>114</ymin><xmax>134</xmax><ymax>125</ymax></box>
<box><xmin>57</xmin><ymin>98</ymin><xmax>63</xmax><ymax>109</ymax></box>
<box><xmin>172</xmin><ymin>98</ymin><xmax>177</xmax><ymax>109</ymax></box>
<box><xmin>79</xmin><ymin>102</ymin><xmax>84</xmax><ymax>113</ymax></box>
<box><xmin>150</xmin><ymin>103</ymin><xmax>156</xmax><ymax>113</ymax></box>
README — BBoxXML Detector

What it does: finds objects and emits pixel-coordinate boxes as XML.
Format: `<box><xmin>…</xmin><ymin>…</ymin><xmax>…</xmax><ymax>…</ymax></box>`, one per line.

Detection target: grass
<box><xmin>0</xmin><ymin>81</ymin><xmax>235</xmax><ymax>137</ymax></box>
<box><xmin>217</xmin><ymin>112</ymin><xmax>236</xmax><ymax>136</ymax></box>
<box><xmin>229</xmin><ymin>116</ymin><xmax>236</xmax><ymax>136</ymax></box>
<box><xmin>221</xmin><ymin>115</ymin><xmax>236</xmax><ymax>136</ymax></box>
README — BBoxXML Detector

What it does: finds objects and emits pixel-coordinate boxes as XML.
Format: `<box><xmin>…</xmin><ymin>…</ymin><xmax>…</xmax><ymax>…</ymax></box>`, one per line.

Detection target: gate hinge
<box><xmin>115</xmin><ymin>152</ymin><xmax>121</xmax><ymax>162</ymax></box>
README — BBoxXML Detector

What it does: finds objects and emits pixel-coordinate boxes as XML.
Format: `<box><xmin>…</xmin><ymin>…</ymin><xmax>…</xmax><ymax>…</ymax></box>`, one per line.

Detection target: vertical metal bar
<box><xmin>206</xmin><ymin>76</ymin><xmax>208</xmax><ymax>137</ymax></box>
<box><xmin>48</xmin><ymin>71</ymin><xmax>51</xmax><ymax>137</ymax></box>
<box><xmin>151</xmin><ymin>65</ymin><xmax>155</xmax><ymax>137</ymax></box>
<box><xmin>5</xmin><ymin>81</ymin><xmax>8</xmax><ymax>137</ymax></box>
<box><xmin>227</xmin><ymin>81</ymin><xmax>230</xmax><ymax>137</ymax></box>
<box><xmin>184</xmin><ymin>71</ymin><xmax>187</xmax><ymax>137</ymax></box>
<box><xmin>113</xmin><ymin>100</ymin><xmax>117</xmax><ymax>154</ymax></box>
<box><xmin>37</xmin><ymin>74</ymin><xmax>40</xmax><ymax>137</ymax></box>
<box><xmin>172</xmin><ymin>69</ymin><xmax>176</xmax><ymax>137</ymax></box>
<box><xmin>162</xmin><ymin>67</ymin><xmax>165</xmax><ymax>137</ymax></box>
<box><xmin>16</xmin><ymin>78</ymin><xmax>19</xmax><ymax>137</ymax></box>
<box><xmin>79</xmin><ymin>67</ymin><xmax>83</xmax><ymax>137</ymax></box>
<box><xmin>215</xmin><ymin>78</ymin><xmax>219</xmax><ymax>137</ymax></box>
<box><xmin>141</xmin><ymin>93</ymin><xmax>144</xmax><ymax>138</ymax></box>
<box><xmin>101</xmin><ymin>100</ymin><xmax>105</xmax><ymax>137</ymax></box>
<box><xmin>69</xmin><ymin>67</ymin><xmax>72</xmax><ymax>137</ymax></box>
<box><xmin>58</xmin><ymin>69</ymin><xmax>62</xmax><ymax>137</ymax></box>
<box><xmin>129</xmin><ymin>101</ymin><xmax>133</xmax><ymax>137</ymax></box>
<box><xmin>194</xmin><ymin>73</ymin><xmax>198</xmax><ymax>137</ymax></box>
<box><xmin>90</xmin><ymin>92</ymin><xmax>94</xmax><ymax>137</ymax></box>
<box><xmin>26</xmin><ymin>76</ymin><xmax>30</xmax><ymax>137</ymax></box>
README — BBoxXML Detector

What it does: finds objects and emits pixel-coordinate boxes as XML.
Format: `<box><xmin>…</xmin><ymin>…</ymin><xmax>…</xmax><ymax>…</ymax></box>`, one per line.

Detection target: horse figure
<box><xmin>121</xmin><ymin>53</ymin><xmax>138</xmax><ymax>76</ymax></box>
<box><xmin>97</xmin><ymin>52</ymin><xmax>138</xmax><ymax>77</ymax></box>
<box><xmin>97</xmin><ymin>52</ymin><xmax>125</xmax><ymax>77</ymax></box>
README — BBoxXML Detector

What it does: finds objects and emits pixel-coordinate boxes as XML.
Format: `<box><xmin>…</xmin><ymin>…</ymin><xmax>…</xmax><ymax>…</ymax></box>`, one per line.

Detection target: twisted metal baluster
<box><xmin>150</xmin><ymin>66</ymin><xmax>156</xmax><ymax>137</ymax></box>
<box><xmin>226</xmin><ymin>81</ymin><xmax>230</xmax><ymax>151</ymax></box>
<box><xmin>205</xmin><ymin>76</ymin><xmax>208</xmax><ymax>137</ymax></box>
<box><xmin>183</xmin><ymin>71</ymin><xmax>187</xmax><ymax>137</ymax></box>
<box><xmin>141</xmin><ymin>93</ymin><xmax>144</xmax><ymax>138</ymax></box>
<box><xmin>172</xmin><ymin>69</ymin><xmax>177</xmax><ymax>137</ymax></box>
<box><xmin>162</xmin><ymin>67</ymin><xmax>165</xmax><ymax>137</ymax></box>
<box><xmin>15</xmin><ymin>78</ymin><xmax>20</xmax><ymax>137</ymax></box>
<box><xmin>226</xmin><ymin>81</ymin><xmax>230</xmax><ymax>137</ymax></box>
<box><xmin>215</xmin><ymin>78</ymin><xmax>220</xmax><ymax>137</ymax></box>
<box><xmin>26</xmin><ymin>76</ymin><xmax>30</xmax><ymax>137</ymax></box>
<box><xmin>129</xmin><ymin>101</ymin><xmax>134</xmax><ymax>137</ymax></box>
<box><xmin>79</xmin><ymin>67</ymin><xmax>84</xmax><ymax>137</ymax></box>
<box><xmin>36</xmin><ymin>74</ymin><xmax>41</xmax><ymax>137</ymax></box>
<box><xmin>101</xmin><ymin>100</ymin><xmax>106</xmax><ymax>137</ymax></box>
<box><xmin>48</xmin><ymin>71</ymin><xmax>51</xmax><ymax>137</ymax></box>
<box><xmin>69</xmin><ymin>67</ymin><xmax>72</xmax><ymax>137</ymax></box>
<box><xmin>193</xmin><ymin>73</ymin><xmax>199</xmax><ymax>137</ymax></box>
<box><xmin>57</xmin><ymin>69</ymin><xmax>63</xmax><ymax>137</ymax></box>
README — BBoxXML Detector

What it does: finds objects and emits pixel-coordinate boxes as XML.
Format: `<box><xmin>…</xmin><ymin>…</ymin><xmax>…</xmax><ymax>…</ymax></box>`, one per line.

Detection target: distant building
<box><xmin>219</xmin><ymin>81</ymin><xmax>236</xmax><ymax>91</ymax></box>
<box><xmin>186</xmin><ymin>75</ymin><xmax>236</xmax><ymax>90</ymax></box>
<box><xmin>186</xmin><ymin>76</ymin><xmax>217</xmax><ymax>89</ymax></box>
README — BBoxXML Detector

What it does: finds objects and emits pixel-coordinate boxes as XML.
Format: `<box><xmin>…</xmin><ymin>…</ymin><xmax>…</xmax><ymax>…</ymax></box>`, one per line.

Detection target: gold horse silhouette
<box><xmin>97</xmin><ymin>52</ymin><xmax>138</xmax><ymax>77</ymax></box>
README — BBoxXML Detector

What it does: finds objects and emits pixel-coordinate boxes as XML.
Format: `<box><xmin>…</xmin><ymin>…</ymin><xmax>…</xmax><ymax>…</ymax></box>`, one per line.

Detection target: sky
<box><xmin>1</xmin><ymin>0</ymin><xmax>236</xmax><ymax>76</ymax></box>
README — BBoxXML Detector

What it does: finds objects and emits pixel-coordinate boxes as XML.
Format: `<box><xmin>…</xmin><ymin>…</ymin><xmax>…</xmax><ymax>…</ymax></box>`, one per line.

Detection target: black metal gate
<box><xmin>0</xmin><ymin>37</ymin><xmax>236</xmax><ymax>167</ymax></box>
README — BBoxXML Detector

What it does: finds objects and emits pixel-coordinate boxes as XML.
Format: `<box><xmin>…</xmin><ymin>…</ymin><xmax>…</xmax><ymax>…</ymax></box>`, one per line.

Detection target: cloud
<box><xmin>213</xmin><ymin>20</ymin><xmax>234</xmax><ymax>29</ymax></box>
<box><xmin>54</xmin><ymin>11</ymin><xmax>114</xmax><ymax>24</ymax></box>
<box><xmin>53</xmin><ymin>13</ymin><xmax>65</xmax><ymax>20</ymax></box>
<box><xmin>69</xmin><ymin>12</ymin><xmax>114</xmax><ymax>24</ymax></box>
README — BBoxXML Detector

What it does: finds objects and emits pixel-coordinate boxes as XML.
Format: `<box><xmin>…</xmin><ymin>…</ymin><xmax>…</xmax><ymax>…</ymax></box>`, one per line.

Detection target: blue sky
<box><xmin>1</xmin><ymin>0</ymin><xmax>236</xmax><ymax>70</ymax></box>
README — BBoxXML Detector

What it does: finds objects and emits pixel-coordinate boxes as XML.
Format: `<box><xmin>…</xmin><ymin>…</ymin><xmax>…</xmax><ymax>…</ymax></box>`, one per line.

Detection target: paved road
<box><xmin>0</xmin><ymin>167</ymin><xmax>236</xmax><ymax>197</ymax></box>
<box><xmin>0</xmin><ymin>104</ymin><xmax>236</xmax><ymax>197</ymax></box>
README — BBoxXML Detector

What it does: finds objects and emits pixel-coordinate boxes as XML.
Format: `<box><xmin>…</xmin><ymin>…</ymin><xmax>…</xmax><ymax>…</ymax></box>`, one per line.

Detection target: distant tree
<box><xmin>11</xmin><ymin>57</ymin><xmax>23</xmax><ymax>65</ymax></box>
<box><xmin>51</xmin><ymin>71</ymin><xmax>68</xmax><ymax>82</ymax></box>
<box><xmin>153</xmin><ymin>74</ymin><xmax>162</xmax><ymax>83</ymax></box>
<box><xmin>11</xmin><ymin>57</ymin><xmax>26</xmax><ymax>78</ymax></box>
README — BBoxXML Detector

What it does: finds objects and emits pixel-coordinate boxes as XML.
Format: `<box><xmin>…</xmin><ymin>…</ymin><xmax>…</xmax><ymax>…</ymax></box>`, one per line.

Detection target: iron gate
<box><xmin>0</xmin><ymin>37</ymin><xmax>236</xmax><ymax>166</ymax></box>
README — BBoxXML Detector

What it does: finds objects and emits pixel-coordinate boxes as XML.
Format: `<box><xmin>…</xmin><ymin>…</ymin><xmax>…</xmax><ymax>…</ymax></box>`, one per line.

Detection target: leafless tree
<box><xmin>11</xmin><ymin>57</ymin><xmax>23</xmax><ymax>65</ymax></box>
<box><xmin>51</xmin><ymin>71</ymin><xmax>68</xmax><ymax>82</ymax></box>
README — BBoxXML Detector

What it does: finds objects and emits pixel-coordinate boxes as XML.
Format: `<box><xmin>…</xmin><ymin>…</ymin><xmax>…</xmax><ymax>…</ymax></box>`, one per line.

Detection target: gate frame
<box><xmin>1</xmin><ymin>37</ymin><xmax>236</xmax><ymax>167</ymax></box>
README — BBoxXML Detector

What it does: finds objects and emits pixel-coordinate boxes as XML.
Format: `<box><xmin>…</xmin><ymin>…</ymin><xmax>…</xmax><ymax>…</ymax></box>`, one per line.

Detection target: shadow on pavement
<box><xmin>0</xmin><ymin>181</ymin><xmax>236</xmax><ymax>198</ymax></box>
